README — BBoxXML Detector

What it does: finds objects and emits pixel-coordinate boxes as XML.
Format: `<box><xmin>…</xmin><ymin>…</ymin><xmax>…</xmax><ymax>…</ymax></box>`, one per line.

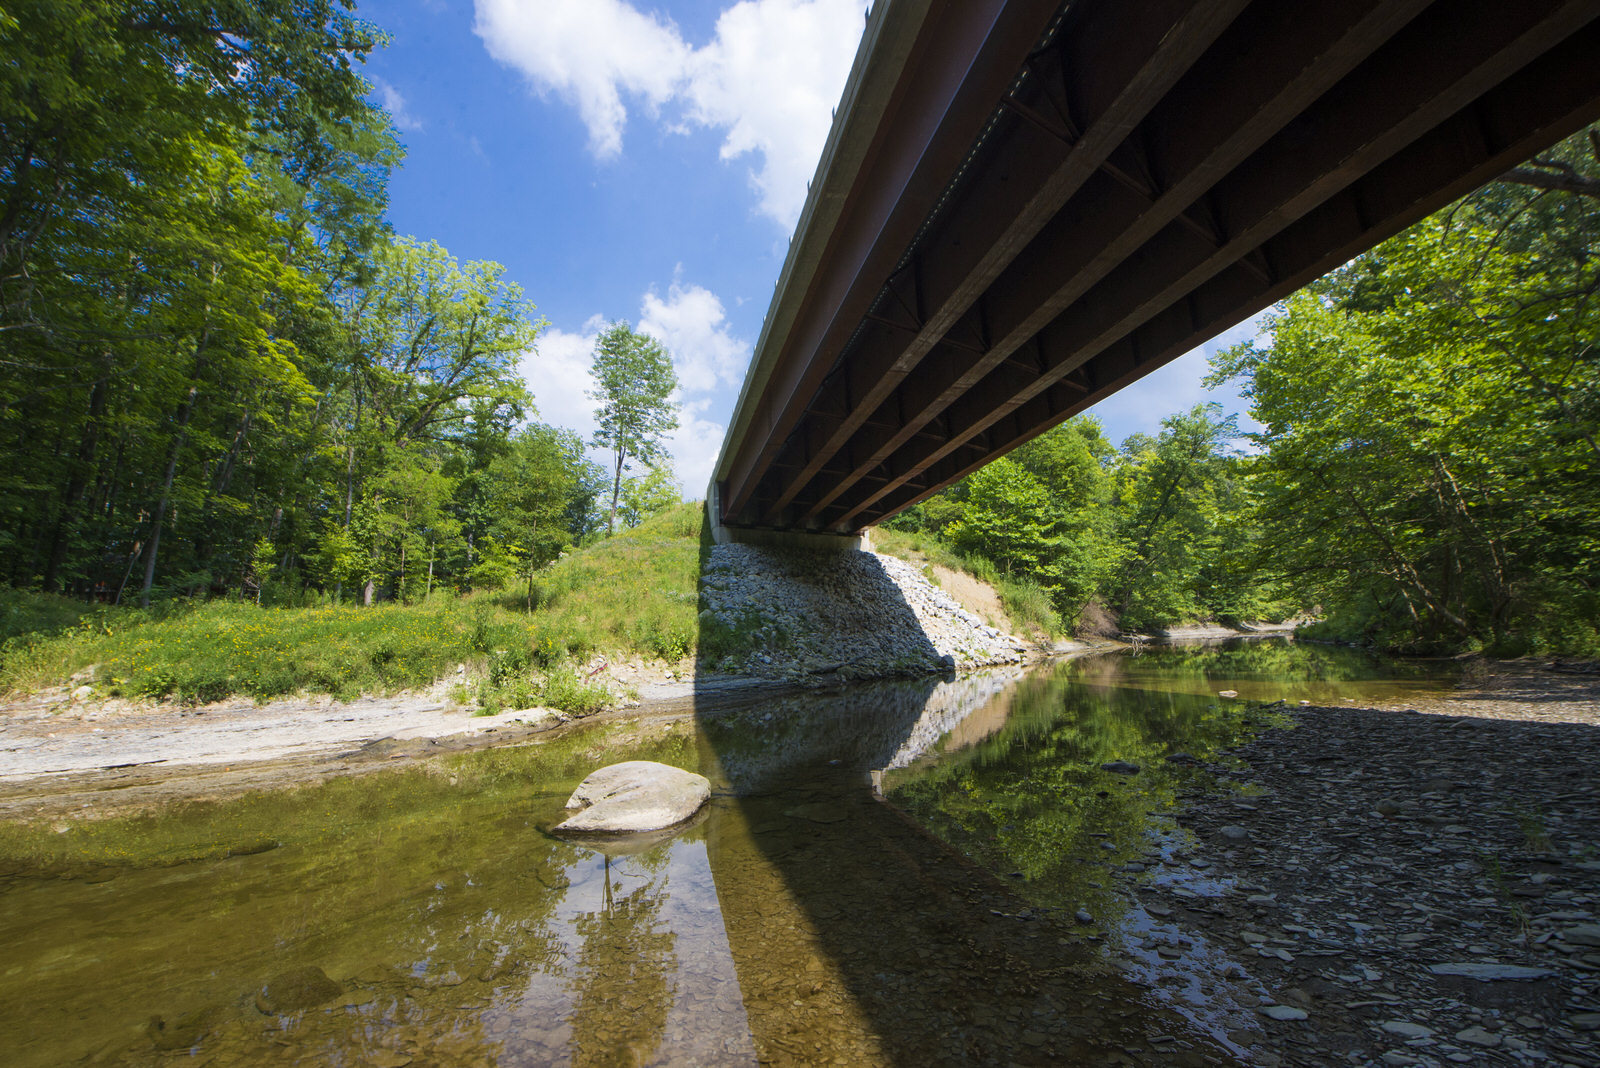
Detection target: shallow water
<box><xmin>0</xmin><ymin>640</ymin><xmax>1458</xmax><ymax>1066</ymax></box>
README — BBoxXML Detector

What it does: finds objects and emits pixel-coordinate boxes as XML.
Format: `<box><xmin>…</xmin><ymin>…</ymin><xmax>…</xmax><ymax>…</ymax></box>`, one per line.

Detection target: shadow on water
<box><xmin>688</xmin><ymin>529</ymin><xmax>1237</xmax><ymax>1066</ymax></box>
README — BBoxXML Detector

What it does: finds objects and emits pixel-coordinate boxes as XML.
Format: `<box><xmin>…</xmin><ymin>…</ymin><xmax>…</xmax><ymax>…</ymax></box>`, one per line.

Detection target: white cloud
<box><xmin>474</xmin><ymin>0</ymin><xmax>685</xmax><ymax>159</ymax></box>
<box><xmin>638</xmin><ymin>279</ymin><xmax>747</xmax><ymax>393</ymax></box>
<box><xmin>473</xmin><ymin>0</ymin><xmax>868</xmax><ymax>226</ymax></box>
<box><xmin>519</xmin><ymin>281</ymin><xmax>747</xmax><ymax>499</ymax></box>
<box><xmin>681</xmin><ymin>0</ymin><xmax>866</xmax><ymax>226</ymax></box>
<box><xmin>665</xmin><ymin>396</ymin><xmax>726</xmax><ymax>498</ymax></box>
<box><xmin>520</xmin><ymin>315</ymin><xmax>605</xmax><ymax>442</ymax></box>
<box><xmin>372</xmin><ymin>76</ymin><xmax>424</xmax><ymax>133</ymax></box>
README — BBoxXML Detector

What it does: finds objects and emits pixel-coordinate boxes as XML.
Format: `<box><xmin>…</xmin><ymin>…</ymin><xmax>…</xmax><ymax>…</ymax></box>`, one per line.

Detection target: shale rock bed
<box><xmin>699</xmin><ymin>544</ymin><xmax>1028</xmax><ymax>681</ymax></box>
<box><xmin>1122</xmin><ymin>701</ymin><xmax>1600</xmax><ymax>1067</ymax></box>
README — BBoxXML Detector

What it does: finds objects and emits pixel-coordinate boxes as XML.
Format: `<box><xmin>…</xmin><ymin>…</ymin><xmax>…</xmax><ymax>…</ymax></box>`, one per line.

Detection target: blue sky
<box><xmin>358</xmin><ymin>0</ymin><xmax>1262</xmax><ymax>497</ymax></box>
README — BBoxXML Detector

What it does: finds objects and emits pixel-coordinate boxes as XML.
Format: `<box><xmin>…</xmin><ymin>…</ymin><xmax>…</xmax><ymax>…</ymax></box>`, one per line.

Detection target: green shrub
<box><xmin>996</xmin><ymin>577</ymin><xmax>1065</xmax><ymax>637</ymax></box>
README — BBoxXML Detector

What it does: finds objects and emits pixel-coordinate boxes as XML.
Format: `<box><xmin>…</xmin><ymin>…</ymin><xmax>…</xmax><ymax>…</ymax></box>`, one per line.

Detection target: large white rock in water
<box><xmin>553</xmin><ymin>761</ymin><xmax>711</xmax><ymax>835</ymax></box>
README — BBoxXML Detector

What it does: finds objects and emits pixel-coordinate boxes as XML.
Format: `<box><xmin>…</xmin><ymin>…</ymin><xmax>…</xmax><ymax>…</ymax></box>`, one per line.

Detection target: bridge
<box><xmin>709</xmin><ymin>0</ymin><xmax>1600</xmax><ymax>540</ymax></box>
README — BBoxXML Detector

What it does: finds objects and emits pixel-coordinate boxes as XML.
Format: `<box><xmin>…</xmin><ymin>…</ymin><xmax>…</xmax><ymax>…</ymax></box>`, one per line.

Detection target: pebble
<box><xmin>1078</xmin><ymin>674</ymin><xmax>1600</xmax><ymax>1068</ymax></box>
<box><xmin>1261</xmin><ymin>1005</ymin><xmax>1308</xmax><ymax>1021</ymax></box>
<box><xmin>1453</xmin><ymin>1025</ymin><xmax>1500</xmax><ymax>1048</ymax></box>
<box><xmin>1427</xmin><ymin>962</ymin><xmax>1556</xmax><ymax>980</ymax></box>
<box><xmin>1219</xmin><ymin>825</ymin><xmax>1249</xmax><ymax>840</ymax></box>
<box><xmin>1560</xmin><ymin>924</ymin><xmax>1600</xmax><ymax>947</ymax></box>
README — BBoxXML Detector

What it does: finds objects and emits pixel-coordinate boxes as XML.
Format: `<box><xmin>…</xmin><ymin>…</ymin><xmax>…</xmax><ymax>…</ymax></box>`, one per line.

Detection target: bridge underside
<box><xmin>714</xmin><ymin>0</ymin><xmax>1600</xmax><ymax>535</ymax></box>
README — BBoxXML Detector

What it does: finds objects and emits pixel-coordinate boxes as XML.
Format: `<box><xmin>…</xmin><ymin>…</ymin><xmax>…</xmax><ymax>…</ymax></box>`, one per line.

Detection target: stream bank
<box><xmin>1105</xmin><ymin>662</ymin><xmax>1600</xmax><ymax>1067</ymax></box>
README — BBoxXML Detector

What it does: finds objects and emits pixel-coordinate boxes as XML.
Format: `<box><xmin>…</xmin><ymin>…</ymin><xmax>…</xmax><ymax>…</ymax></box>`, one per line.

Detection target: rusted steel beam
<box><xmin>719</xmin><ymin>0</ymin><xmax>1062</xmax><ymax>523</ymax></box>
<box><xmin>836</xmin><ymin>22</ymin><xmax>1600</xmax><ymax>529</ymax></box>
<box><xmin>825</xmin><ymin>0</ymin><xmax>1600</xmax><ymax>528</ymax></box>
<box><xmin>759</xmin><ymin>0</ymin><xmax>1252</xmax><ymax>523</ymax></box>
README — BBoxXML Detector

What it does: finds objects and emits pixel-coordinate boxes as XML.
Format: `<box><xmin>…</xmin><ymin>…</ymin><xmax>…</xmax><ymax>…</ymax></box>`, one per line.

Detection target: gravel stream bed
<box><xmin>1116</xmin><ymin>684</ymin><xmax>1600</xmax><ymax>1067</ymax></box>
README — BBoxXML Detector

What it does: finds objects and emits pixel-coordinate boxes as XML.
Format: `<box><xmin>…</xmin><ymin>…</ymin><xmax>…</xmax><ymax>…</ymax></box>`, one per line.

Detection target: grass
<box><xmin>510</xmin><ymin>501</ymin><xmax>705</xmax><ymax>664</ymax></box>
<box><xmin>871</xmin><ymin>527</ymin><xmax>1067</xmax><ymax>637</ymax></box>
<box><xmin>0</xmin><ymin>503</ymin><xmax>711</xmax><ymax>714</ymax></box>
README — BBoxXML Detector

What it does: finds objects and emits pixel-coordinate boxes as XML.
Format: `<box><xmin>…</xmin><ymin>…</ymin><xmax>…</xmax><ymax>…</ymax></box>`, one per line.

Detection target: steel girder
<box><xmin>717</xmin><ymin>0</ymin><xmax>1600</xmax><ymax>533</ymax></box>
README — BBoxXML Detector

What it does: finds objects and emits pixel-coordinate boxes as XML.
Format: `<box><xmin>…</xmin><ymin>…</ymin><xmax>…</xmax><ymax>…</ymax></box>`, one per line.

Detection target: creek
<box><xmin>0</xmin><ymin>640</ymin><xmax>1460</xmax><ymax>1066</ymax></box>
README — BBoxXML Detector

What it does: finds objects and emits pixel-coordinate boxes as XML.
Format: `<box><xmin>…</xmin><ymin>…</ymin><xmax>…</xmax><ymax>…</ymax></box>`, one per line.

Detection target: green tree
<box><xmin>1210</xmin><ymin>126</ymin><xmax>1600</xmax><ymax>652</ymax></box>
<box><xmin>476</xmin><ymin>424</ymin><xmax>598</xmax><ymax>607</ymax></box>
<box><xmin>587</xmin><ymin>323</ymin><xmax>679</xmax><ymax>535</ymax></box>
<box><xmin>1106</xmin><ymin>405</ymin><xmax>1249</xmax><ymax>630</ymax></box>
<box><xmin>618</xmin><ymin>460</ymin><xmax>684</xmax><ymax>530</ymax></box>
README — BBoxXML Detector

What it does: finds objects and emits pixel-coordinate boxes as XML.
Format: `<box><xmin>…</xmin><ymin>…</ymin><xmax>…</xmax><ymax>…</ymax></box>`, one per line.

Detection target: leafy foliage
<box><xmin>887</xmin><ymin>412</ymin><xmax>1286</xmax><ymax>634</ymax></box>
<box><xmin>0</xmin><ymin>0</ymin><xmax>611</xmax><ymax>608</ymax></box>
<box><xmin>1211</xmin><ymin>125</ymin><xmax>1600</xmax><ymax>654</ymax></box>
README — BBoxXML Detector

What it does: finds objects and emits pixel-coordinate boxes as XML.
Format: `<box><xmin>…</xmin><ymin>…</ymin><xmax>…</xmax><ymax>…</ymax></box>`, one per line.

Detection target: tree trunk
<box><xmin>43</xmin><ymin>364</ymin><xmax>110</xmax><ymax>590</ymax></box>
<box><xmin>607</xmin><ymin>446</ymin><xmax>627</xmax><ymax>536</ymax></box>
<box><xmin>193</xmin><ymin>408</ymin><xmax>253</xmax><ymax>577</ymax></box>
<box><xmin>141</xmin><ymin>384</ymin><xmax>198</xmax><ymax>607</ymax></box>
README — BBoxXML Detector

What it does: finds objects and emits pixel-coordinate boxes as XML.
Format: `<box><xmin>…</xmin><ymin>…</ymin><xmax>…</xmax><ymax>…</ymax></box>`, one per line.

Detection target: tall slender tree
<box><xmin>587</xmin><ymin>323</ymin><xmax>678</xmax><ymax>535</ymax></box>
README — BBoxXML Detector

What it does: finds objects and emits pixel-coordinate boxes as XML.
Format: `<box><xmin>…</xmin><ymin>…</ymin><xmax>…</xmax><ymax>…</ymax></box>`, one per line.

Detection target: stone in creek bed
<box><xmin>552</xmin><ymin>761</ymin><xmax>711</xmax><ymax>835</ymax></box>
<box><xmin>1101</xmin><ymin>761</ymin><xmax>1141</xmax><ymax>775</ymax></box>
<box><xmin>1260</xmin><ymin>1005</ymin><xmax>1308</xmax><ymax>1021</ymax></box>
<box><xmin>1375</xmin><ymin>798</ymin><xmax>1404</xmax><ymax>816</ymax></box>
<box><xmin>255</xmin><ymin>965</ymin><xmax>343</xmax><ymax>1014</ymax></box>
<box><xmin>1219</xmin><ymin>825</ymin><xmax>1249</xmax><ymax>840</ymax></box>
<box><xmin>1561</xmin><ymin>924</ymin><xmax>1600</xmax><ymax>947</ymax></box>
<box><xmin>1381</xmin><ymin>1021</ymin><xmax>1434</xmax><ymax>1040</ymax></box>
<box><xmin>1427</xmin><ymin>962</ymin><xmax>1557</xmax><ymax>981</ymax></box>
<box><xmin>1571</xmin><ymin>1014</ymin><xmax>1600</xmax><ymax>1032</ymax></box>
<box><xmin>1454</xmin><ymin>1026</ymin><xmax>1501</xmax><ymax>1048</ymax></box>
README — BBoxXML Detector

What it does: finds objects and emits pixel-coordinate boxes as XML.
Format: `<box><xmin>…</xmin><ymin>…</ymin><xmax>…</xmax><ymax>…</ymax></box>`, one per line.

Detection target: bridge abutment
<box><xmin>705</xmin><ymin>483</ymin><xmax>870</xmax><ymax>553</ymax></box>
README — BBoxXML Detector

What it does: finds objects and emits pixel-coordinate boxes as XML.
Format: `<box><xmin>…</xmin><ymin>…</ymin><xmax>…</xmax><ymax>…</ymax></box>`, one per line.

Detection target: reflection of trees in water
<box><xmin>1107</xmin><ymin>637</ymin><xmax>1444</xmax><ymax>685</ymax></box>
<box><xmin>888</xmin><ymin>659</ymin><xmax>1274</xmax><ymax>920</ymax></box>
<box><xmin>568</xmin><ymin>843</ymin><xmax>678</xmax><ymax>1068</ymax></box>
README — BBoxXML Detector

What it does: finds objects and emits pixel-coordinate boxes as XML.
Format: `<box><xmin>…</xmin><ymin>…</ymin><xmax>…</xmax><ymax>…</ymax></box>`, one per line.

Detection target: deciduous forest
<box><xmin>0</xmin><ymin>0</ymin><xmax>645</xmax><ymax>611</ymax></box>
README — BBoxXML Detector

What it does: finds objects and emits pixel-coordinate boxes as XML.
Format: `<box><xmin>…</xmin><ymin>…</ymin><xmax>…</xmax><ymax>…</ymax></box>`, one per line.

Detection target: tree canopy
<box><xmin>0</xmin><ymin>0</ymin><xmax>619</xmax><ymax>606</ymax></box>
<box><xmin>1209</xmin><ymin>125</ymin><xmax>1600</xmax><ymax>654</ymax></box>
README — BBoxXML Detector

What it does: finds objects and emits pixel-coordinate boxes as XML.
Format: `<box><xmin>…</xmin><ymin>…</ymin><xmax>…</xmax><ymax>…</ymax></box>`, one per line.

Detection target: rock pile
<box><xmin>699</xmin><ymin>544</ymin><xmax>1027</xmax><ymax>681</ymax></box>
